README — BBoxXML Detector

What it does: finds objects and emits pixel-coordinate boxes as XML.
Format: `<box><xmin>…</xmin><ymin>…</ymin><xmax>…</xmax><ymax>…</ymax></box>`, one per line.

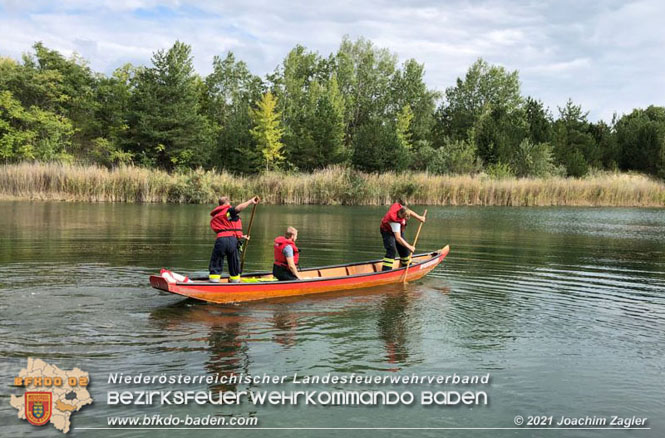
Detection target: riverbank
<box><xmin>1</xmin><ymin>162</ymin><xmax>664</xmax><ymax>207</ymax></box>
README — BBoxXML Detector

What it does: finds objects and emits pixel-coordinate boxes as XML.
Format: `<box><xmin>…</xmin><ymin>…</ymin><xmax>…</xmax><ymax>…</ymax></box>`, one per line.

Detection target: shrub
<box><xmin>486</xmin><ymin>162</ymin><xmax>514</xmax><ymax>179</ymax></box>
<box><xmin>430</xmin><ymin>138</ymin><xmax>481</xmax><ymax>174</ymax></box>
<box><xmin>510</xmin><ymin>139</ymin><xmax>559</xmax><ymax>177</ymax></box>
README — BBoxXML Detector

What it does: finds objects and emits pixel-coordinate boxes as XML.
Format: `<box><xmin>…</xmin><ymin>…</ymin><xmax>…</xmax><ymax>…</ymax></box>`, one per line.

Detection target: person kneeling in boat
<box><xmin>209</xmin><ymin>195</ymin><xmax>259</xmax><ymax>283</ymax></box>
<box><xmin>379</xmin><ymin>202</ymin><xmax>426</xmax><ymax>271</ymax></box>
<box><xmin>273</xmin><ymin>227</ymin><xmax>302</xmax><ymax>281</ymax></box>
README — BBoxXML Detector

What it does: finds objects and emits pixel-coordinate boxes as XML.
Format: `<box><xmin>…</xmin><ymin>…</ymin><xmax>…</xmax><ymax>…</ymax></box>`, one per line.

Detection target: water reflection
<box><xmin>148</xmin><ymin>284</ymin><xmax>430</xmax><ymax>382</ymax></box>
<box><xmin>149</xmin><ymin>300</ymin><xmax>250</xmax><ymax>392</ymax></box>
<box><xmin>271</xmin><ymin>307</ymin><xmax>298</xmax><ymax>348</ymax></box>
<box><xmin>377</xmin><ymin>291</ymin><xmax>411</xmax><ymax>369</ymax></box>
<box><xmin>3</xmin><ymin>202</ymin><xmax>665</xmax><ymax>436</ymax></box>
<box><xmin>205</xmin><ymin>320</ymin><xmax>249</xmax><ymax>392</ymax></box>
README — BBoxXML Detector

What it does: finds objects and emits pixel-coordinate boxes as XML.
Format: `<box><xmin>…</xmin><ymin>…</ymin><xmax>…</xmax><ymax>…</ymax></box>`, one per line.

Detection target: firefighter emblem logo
<box><xmin>25</xmin><ymin>392</ymin><xmax>52</xmax><ymax>426</ymax></box>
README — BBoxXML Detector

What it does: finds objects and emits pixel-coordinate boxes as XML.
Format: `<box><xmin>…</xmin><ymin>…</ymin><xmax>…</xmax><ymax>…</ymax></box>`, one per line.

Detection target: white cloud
<box><xmin>0</xmin><ymin>0</ymin><xmax>663</xmax><ymax>121</ymax></box>
<box><xmin>525</xmin><ymin>58</ymin><xmax>591</xmax><ymax>74</ymax></box>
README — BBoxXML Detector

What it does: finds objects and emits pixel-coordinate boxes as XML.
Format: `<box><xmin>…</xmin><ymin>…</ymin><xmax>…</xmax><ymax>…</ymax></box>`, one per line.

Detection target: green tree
<box><xmin>589</xmin><ymin>118</ymin><xmax>619</xmax><ymax>170</ymax></box>
<box><xmin>262</xmin><ymin>37</ymin><xmax>438</xmax><ymax>172</ymax></box>
<box><xmin>389</xmin><ymin>59</ymin><xmax>439</xmax><ymax>143</ymax></box>
<box><xmin>429</xmin><ymin>137</ymin><xmax>480</xmax><ymax>174</ymax></box>
<box><xmin>438</xmin><ymin>58</ymin><xmax>522</xmax><ymax>142</ymax></box>
<box><xmin>434</xmin><ymin>59</ymin><xmax>526</xmax><ymax>167</ymax></box>
<box><xmin>308</xmin><ymin>75</ymin><xmax>348</xmax><ymax>168</ymax></box>
<box><xmin>90</xmin><ymin>63</ymin><xmax>135</xmax><ymax>166</ymax></box>
<box><xmin>331</xmin><ymin>37</ymin><xmax>443</xmax><ymax>172</ymax></box>
<box><xmin>407</xmin><ymin>140</ymin><xmax>437</xmax><ymax>171</ymax></box>
<box><xmin>126</xmin><ymin>41</ymin><xmax>214</xmax><ymax>169</ymax></box>
<box><xmin>615</xmin><ymin>106</ymin><xmax>665</xmax><ymax>177</ymax></box>
<box><xmin>1</xmin><ymin>44</ymin><xmax>97</xmax><ymax>158</ymax></box>
<box><xmin>268</xmin><ymin>45</ymin><xmax>328</xmax><ymax>169</ymax></box>
<box><xmin>552</xmin><ymin>100</ymin><xmax>598</xmax><ymax>176</ymax></box>
<box><xmin>204</xmin><ymin>52</ymin><xmax>264</xmax><ymax>173</ymax></box>
<box><xmin>524</xmin><ymin>97</ymin><xmax>552</xmax><ymax>144</ymax></box>
<box><xmin>334</xmin><ymin>37</ymin><xmax>398</xmax><ymax>149</ymax></box>
<box><xmin>0</xmin><ymin>90</ymin><xmax>73</xmax><ymax>161</ymax></box>
<box><xmin>268</xmin><ymin>44</ymin><xmax>352</xmax><ymax>170</ymax></box>
<box><xmin>472</xmin><ymin>105</ymin><xmax>527</xmax><ymax>164</ymax></box>
<box><xmin>5</xmin><ymin>38</ymin><xmax>663</xmax><ymax>179</ymax></box>
<box><xmin>396</xmin><ymin>104</ymin><xmax>414</xmax><ymax>150</ymax></box>
<box><xmin>250</xmin><ymin>91</ymin><xmax>285</xmax><ymax>171</ymax></box>
<box><xmin>509</xmin><ymin>139</ymin><xmax>560</xmax><ymax>177</ymax></box>
<box><xmin>352</xmin><ymin>119</ymin><xmax>407</xmax><ymax>173</ymax></box>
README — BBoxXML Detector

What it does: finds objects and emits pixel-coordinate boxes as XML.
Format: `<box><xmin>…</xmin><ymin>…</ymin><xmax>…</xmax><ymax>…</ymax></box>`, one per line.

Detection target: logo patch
<box><xmin>25</xmin><ymin>392</ymin><xmax>52</xmax><ymax>426</ymax></box>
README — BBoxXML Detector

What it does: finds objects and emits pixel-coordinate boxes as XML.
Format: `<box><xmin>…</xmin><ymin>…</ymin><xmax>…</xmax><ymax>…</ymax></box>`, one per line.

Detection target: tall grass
<box><xmin>1</xmin><ymin>162</ymin><xmax>664</xmax><ymax>207</ymax></box>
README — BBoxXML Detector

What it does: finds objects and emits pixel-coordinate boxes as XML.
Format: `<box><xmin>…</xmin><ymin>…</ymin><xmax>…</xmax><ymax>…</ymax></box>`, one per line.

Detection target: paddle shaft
<box><xmin>240</xmin><ymin>202</ymin><xmax>258</xmax><ymax>272</ymax></box>
<box><xmin>402</xmin><ymin>209</ymin><xmax>427</xmax><ymax>283</ymax></box>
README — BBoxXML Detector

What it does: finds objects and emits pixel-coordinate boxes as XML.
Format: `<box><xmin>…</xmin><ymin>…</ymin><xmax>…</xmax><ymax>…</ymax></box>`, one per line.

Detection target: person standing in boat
<box><xmin>379</xmin><ymin>202</ymin><xmax>426</xmax><ymax>271</ymax></box>
<box><xmin>273</xmin><ymin>227</ymin><xmax>302</xmax><ymax>281</ymax></box>
<box><xmin>208</xmin><ymin>196</ymin><xmax>260</xmax><ymax>283</ymax></box>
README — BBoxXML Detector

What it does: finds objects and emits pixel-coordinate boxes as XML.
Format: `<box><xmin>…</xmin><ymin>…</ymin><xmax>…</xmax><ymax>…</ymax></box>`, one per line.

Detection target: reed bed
<box><xmin>1</xmin><ymin>162</ymin><xmax>663</xmax><ymax>207</ymax></box>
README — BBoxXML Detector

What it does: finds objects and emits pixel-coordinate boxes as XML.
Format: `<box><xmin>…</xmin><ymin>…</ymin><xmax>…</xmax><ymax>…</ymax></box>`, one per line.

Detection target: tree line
<box><xmin>1</xmin><ymin>38</ymin><xmax>664</xmax><ymax>179</ymax></box>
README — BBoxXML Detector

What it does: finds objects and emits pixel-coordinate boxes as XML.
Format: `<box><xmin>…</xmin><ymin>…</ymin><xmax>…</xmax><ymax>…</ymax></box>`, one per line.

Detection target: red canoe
<box><xmin>150</xmin><ymin>245</ymin><xmax>449</xmax><ymax>304</ymax></box>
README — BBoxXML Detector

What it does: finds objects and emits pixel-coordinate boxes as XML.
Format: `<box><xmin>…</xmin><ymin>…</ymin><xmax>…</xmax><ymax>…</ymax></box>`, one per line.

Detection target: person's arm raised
<box><xmin>235</xmin><ymin>196</ymin><xmax>260</xmax><ymax>212</ymax></box>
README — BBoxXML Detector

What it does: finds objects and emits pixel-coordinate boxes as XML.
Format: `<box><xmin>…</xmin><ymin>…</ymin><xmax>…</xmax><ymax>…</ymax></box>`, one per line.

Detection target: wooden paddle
<box><xmin>402</xmin><ymin>209</ymin><xmax>427</xmax><ymax>283</ymax></box>
<box><xmin>240</xmin><ymin>200</ymin><xmax>258</xmax><ymax>273</ymax></box>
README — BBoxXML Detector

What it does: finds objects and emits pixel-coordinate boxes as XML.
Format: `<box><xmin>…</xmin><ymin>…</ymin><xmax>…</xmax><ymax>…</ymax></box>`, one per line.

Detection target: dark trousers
<box><xmin>381</xmin><ymin>229</ymin><xmax>411</xmax><ymax>271</ymax></box>
<box><xmin>209</xmin><ymin>236</ymin><xmax>240</xmax><ymax>278</ymax></box>
<box><xmin>273</xmin><ymin>264</ymin><xmax>298</xmax><ymax>281</ymax></box>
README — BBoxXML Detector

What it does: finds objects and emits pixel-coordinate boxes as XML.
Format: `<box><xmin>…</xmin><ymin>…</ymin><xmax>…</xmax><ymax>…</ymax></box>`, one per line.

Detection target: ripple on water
<box><xmin>1</xmin><ymin>203</ymin><xmax>665</xmax><ymax>435</ymax></box>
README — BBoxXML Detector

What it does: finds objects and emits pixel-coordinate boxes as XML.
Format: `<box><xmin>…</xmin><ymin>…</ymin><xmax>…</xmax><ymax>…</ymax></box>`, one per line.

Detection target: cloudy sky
<box><xmin>1</xmin><ymin>0</ymin><xmax>663</xmax><ymax>121</ymax></box>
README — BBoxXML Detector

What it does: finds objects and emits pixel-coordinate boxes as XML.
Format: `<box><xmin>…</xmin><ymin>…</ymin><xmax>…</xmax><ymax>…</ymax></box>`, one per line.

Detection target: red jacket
<box><xmin>274</xmin><ymin>236</ymin><xmax>299</xmax><ymax>267</ymax></box>
<box><xmin>380</xmin><ymin>202</ymin><xmax>406</xmax><ymax>233</ymax></box>
<box><xmin>210</xmin><ymin>205</ymin><xmax>243</xmax><ymax>238</ymax></box>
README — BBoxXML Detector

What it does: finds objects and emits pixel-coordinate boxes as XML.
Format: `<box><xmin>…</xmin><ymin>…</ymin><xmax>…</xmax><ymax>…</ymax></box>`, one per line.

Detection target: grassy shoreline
<box><xmin>1</xmin><ymin>162</ymin><xmax>664</xmax><ymax>207</ymax></box>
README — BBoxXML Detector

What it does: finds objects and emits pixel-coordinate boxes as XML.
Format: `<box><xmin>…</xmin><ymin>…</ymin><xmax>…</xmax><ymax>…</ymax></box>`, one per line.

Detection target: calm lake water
<box><xmin>1</xmin><ymin>201</ymin><xmax>664</xmax><ymax>437</ymax></box>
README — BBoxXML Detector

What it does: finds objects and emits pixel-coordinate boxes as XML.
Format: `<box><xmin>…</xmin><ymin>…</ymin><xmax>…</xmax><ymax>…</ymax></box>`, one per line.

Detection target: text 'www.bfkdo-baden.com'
<box><xmin>106</xmin><ymin>414</ymin><xmax>259</xmax><ymax>428</ymax></box>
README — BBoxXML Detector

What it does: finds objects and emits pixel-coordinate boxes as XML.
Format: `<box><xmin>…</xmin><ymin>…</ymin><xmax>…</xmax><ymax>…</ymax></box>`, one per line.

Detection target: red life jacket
<box><xmin>380</xmin><ymin>202</ymin><xmax>407</xmax><ymax>233</ymax></box>
<box><xmin>210</xmin><ymin>205</ymin><xmax>243</xmax><ymax>238</ymax></box>
<box><xmin>274</xmin><ymin>236</ymin><xmax>299</xmax><ymax>267</ymax></box>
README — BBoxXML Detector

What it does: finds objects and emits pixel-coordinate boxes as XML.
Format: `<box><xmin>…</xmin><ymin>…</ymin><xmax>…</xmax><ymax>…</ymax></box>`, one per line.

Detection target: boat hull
<box><xmin>150</xmin><ymin>245</ymin><xmax>449</xmax><ymax>304</ymax></box>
